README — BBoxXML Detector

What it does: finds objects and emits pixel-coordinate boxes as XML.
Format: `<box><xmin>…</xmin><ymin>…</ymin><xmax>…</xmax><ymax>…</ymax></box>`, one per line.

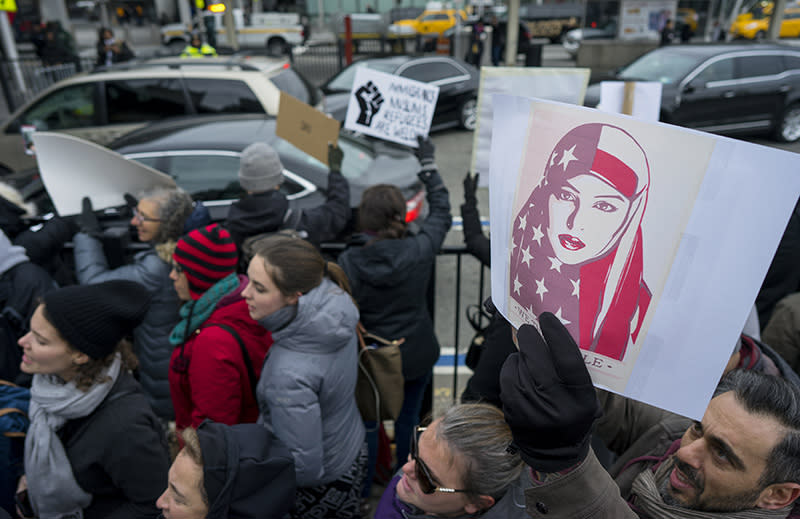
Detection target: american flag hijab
<box><xmin>509</xmin><ymin>123</ymin><xmax>652</xmax><ymax>361</ymax></box>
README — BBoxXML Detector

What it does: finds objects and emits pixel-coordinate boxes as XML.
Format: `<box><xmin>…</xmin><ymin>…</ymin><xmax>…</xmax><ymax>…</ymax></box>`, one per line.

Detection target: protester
<box><xmin>96</xmin><ymin>27</ymin><xmax>135</xmax><ymax>67</ymax></box>
<box><xmin>375</xmin><ymin>403</ymin><xmax>530</xmax><ymax>518</ymax></box>
<box><xmin>338</xmin><ymin>135</ymin><xmax>451</xmax><ymax>485</ymax></box>
<box><xmin>16</xmin><ymin>280</ymin><xmax>169</xmax><ymax>519</ymax></box>
<box><xmin>181</xmin><ymin>31</ymin><xmax>217</xmax><ymax>57</ymax></box>
<box><xmin>225</xmin><ymin>143</ymin><xmax>350</xmax><ymax>253</ymax></box>
<box><xmin>762</xmin><ymin>292</ymin><xmax>800</xmax><ymax>372</ymax></box>
<box><xmin>168</xmin><ymin>224</ymin><xmax>271</xmax><ymax>433</ymax></box>
<box><xmin>0</xmin><ymin>230</ymin><xmax>54</xmax><ymax>385</ymax></box>
<box><xmin>757</xmin><ymin>198</ymin><xmax>800</xmax><ymax>328</ymax></box>
<box><xmin>157</xmin><ymin>421</ymin><xmax>296</xmax><ymax>519</ymax></box>
<box><xmin>73</xmin><ymin>189</ymin><xmax>194</xmax><ymax>420</ymax></box>
<box><xmin>243</xmin><ymin>235</ymin><xmax>366</xmax><ymax>519</ymax></box>
<box><xmin>489</xmin><ymin>16</ymin><xmax>505</xmax><ymax>66</ymax></box>
<box><xmin>660</xmin><ymin>18</ymin><xmax>675</xmax><ymax>45</ymax></box>
<box><xmin>500</xmin><ymin>312</ymin><xmax>800</xmax><ymax>518</ymax></box>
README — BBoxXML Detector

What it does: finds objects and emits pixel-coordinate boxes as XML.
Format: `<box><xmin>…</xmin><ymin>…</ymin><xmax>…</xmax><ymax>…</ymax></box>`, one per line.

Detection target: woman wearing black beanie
<box><xmin>15</xmin><ymin>280</ymin><xmax>170</xmax><ymax>519</ymax></box>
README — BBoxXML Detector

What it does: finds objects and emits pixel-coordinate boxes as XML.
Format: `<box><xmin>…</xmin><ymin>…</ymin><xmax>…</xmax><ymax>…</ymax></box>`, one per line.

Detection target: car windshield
<box><xmin>325</xmin><ymin>60</ymin><xmax>402</xmax><ymax>92</ymax></box>
<box><xmin>618</xmin><ymin>50</ymin><xmax>700</xmax><ymax>84</ymax></box>
<box><xmin>270</xmin><ymin>68</ymin><xmax>312</xmax><ymax>104</ymax></box>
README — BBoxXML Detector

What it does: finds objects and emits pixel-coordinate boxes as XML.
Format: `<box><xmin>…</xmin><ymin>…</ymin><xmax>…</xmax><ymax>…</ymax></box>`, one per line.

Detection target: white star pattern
<box><xmin>558</xmin><ymin>144</ymin><xmax>578</xmax><ymax>171</ymax></box>
<box><xmin>570</xmin><ymin>278</ymin><xmax>580</xmax><ymax>297</ymax></box>
<box><xmin>518</xmin><ymin>213</ymin><xmax>527</xmax><ymax>231</ymax></box>
<box><xmin>514</xmin><ymin>275</ymin><xmax>523</xmax><ymax>295</ymax></box>
<box><xmin>511</xmin><ymin>237</ymin><xmax>518</xmax><ymax>253</ymax></box>
<box><xmin>548</xmin><ymin>256</ymin><xmax>562</xmax><ymax>273</ymax></box>
<box><xmin>531</xmin><ymin>224</ymin><xmax>544</xmax><ymax>246</ymax></box>
<box><xmin>535</xmin><ymin>277</ymin><xmax>548</xmax><ymax>301</ymax></box>
<box><xmin>553</xmin><ymin>307</ymin><xmax>571</xmax><ymax>326</ymax></box>
<box><xmin>549</xmin><ymin>151</ymin><xmax>557</xmax><ymax>167</ymax></box>
<box><xmin>521</xmin><ymin>246</ymin><xmax>533</xmax><ymax>267</ymax></box>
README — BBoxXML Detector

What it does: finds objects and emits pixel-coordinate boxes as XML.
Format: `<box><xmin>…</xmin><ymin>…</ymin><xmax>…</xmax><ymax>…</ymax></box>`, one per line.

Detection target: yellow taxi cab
<box><xmin>677</xmin><ymin>8</ymin><xmax>698</xmax><ymax>33</ymax></box>
<box><xmin>730</xmin><ymin>1</ymin><xmax>800</xmax><ymax>39</ymax></box>
<box><xmin>389</xmin><ymin>8</ymin><xmax>468</xmax><ymax>36</ymax></box>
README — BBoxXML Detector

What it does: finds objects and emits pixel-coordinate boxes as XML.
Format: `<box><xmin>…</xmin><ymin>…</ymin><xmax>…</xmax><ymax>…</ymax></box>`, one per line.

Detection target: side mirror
<box><xmin>682</xmin><ymin>81</ymin><xmax>698</xmax><ymax>94</ymax></box>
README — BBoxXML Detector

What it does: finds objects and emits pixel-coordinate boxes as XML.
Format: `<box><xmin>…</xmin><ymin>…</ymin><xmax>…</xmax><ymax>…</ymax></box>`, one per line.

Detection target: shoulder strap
<box><xmin>206</xmin><ymin>323</ymin><xmax>259</xmax><ymax>402</ymax></box>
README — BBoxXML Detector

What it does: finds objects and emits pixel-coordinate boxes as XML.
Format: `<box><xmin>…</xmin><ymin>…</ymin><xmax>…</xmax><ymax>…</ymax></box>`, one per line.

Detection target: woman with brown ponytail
<box><xmin>241</xmin><ymin>235</ymin><xmax>366</xmax><ymax>519</ymax></box>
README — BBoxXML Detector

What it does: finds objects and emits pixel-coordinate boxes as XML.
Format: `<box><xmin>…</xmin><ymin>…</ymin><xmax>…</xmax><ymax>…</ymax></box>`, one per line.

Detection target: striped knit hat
<box><xmin>174</xmin><ymin>224</ymin><xmax>238</xmax><ymax>300</ymax></box>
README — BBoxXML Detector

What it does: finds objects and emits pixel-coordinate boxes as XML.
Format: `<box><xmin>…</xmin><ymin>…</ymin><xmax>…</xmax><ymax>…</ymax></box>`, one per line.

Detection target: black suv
<box><xmin>584</xmin><ymin>44</ymin><xmax>800</xmax><ymax>142</ymax></box>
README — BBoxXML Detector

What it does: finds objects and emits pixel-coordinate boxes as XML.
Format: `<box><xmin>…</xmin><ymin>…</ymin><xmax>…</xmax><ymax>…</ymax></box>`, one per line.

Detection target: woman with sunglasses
<box><xmin>167</xmin><ymin>224</ymin><xmax>271</xmax><ymax>435</ymax></box>
<box><xmin>374</xmin><ymin>403</ymin><xmax>530</xmax><ymax>519</ymax></box>
<box><xmin>73</xmin><ymin>188</ymin><xmax>194</xmax><ymax>421</ymax></box>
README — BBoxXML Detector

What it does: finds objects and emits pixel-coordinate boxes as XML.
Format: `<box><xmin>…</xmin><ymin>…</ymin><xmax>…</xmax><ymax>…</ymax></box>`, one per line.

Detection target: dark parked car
<box><xmin>21</xmin><ymin>114</ymin><xmax>426</xmax><ymax>229</ymax></box>
<box><xmin>584</xmin><ymin>44</ymin><xmax>800</xmax><ymax>142</ymax></box>
<box><xmin>321</xmin><ymin>55</ymin><xmax>479</xmax><ymax>131</ymax></box>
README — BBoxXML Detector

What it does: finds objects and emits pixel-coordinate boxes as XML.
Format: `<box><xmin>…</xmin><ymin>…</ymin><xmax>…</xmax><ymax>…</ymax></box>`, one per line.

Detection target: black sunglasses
<box><xmin>411</xmin><ymin>426</ymin><xmax>470</xmax><ymax>494</ymax></box>
<box><xmin>172</xmin><ymin>262</ymin><xmax>184</xmax><ymax>274</ymax></box>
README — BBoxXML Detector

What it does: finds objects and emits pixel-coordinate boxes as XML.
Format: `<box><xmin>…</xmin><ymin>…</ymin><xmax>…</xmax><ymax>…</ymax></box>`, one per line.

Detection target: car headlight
<box><xmin>746</xmin><ymin>22</ymin><xmax>759</xmax><ymax>29</ymax></box>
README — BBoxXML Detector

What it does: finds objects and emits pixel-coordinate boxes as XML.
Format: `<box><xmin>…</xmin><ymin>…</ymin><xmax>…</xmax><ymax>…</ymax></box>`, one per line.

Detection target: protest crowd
<box><xmin>2</xmin><ymin>129</ymin><xmax>800</xmax><ymax>519</ymax></box>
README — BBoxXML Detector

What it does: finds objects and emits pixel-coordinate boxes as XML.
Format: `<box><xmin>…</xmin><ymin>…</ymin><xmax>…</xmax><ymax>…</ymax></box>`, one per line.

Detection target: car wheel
<box><xmin>267</xmin><ymin>38</ymin><xmax>286</xmax><ymax>56</ymax></box>
<box><xmin>167</xmin><ymin>39</ymin><xmax>185</xmax><ymax>54</ymax></box>
<box><xmin>755</xmin><ymin>30</ymin><xmax>766</xmax><ymax>40</ymax></box>
<box><xmin>460</xmin><ymin>98</ymin><xmax>478</xmax><ymax>131</ymax></box>
<box><xmin>775</xmin><ymin>103</ymin><xmax>800</xmax><ymax>143</ymax></box>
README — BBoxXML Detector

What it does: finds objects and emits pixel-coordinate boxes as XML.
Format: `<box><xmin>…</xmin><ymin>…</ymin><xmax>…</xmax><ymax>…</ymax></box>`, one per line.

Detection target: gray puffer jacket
<box><xmin>73</xmin><ymin>232</ymin><xmax>180</xmax><ymax>419</ymax></box>
<box><xmin>256</xmin><ymin>277</ymin><xmax>365</xmax><ymax>488</ymax></box>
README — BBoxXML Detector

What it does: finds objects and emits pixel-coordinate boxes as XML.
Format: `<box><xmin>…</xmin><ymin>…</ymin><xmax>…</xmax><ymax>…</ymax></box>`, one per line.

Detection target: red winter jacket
<box><xmin>169</xmin><ymin>284</ymin><xmax>272</xmax><ymax>432</ymax></box>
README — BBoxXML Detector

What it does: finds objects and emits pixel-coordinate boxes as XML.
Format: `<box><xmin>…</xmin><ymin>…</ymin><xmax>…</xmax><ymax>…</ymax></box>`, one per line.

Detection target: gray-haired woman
<box><xmin>374</xmin><ymin>403</ymin><xmax>530</xmax><ymax>518</ymax></box>
<box><xmin>72</xmin><ymin>188</ymin><xmax>193</xmax><ymax>420</ymax></box>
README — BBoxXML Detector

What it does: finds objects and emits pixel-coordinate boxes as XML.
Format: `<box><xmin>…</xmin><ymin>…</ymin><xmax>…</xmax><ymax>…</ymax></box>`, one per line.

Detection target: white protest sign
<box><xmin>470</xmin><ymin>67</ymin><xmax>591</xmax><ymax>187</ymax></box>
<box><xmin>489</xmin><ymin>95</ymin><xmax>800</xmax><ymax>420</ymax></box>
<box><xmin>344</xmin><ymin>68</ymin><xmax>439</xmax><ymax>148</ymax></box>
<box><xmin>596</xmin><ymin>81</ymin><xmax>663</xmax><ymax>122</ymax></box>
<box><xmin>32</xmin><ymin>132</ymin><xmax>176</xmax><ymax>216</ymax></box>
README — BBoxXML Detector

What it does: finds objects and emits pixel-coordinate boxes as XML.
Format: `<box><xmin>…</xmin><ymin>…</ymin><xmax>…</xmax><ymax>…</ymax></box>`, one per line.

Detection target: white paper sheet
<box><xmin>490</xmin><ymin>95</ymin><xmax>800</xmax><ymax>419</ymax></box>
<box><xmin>470</xmin><ymin>67</ymin><xmax>591</xmax><ymax>187</ymax></box>
<box><xmin>596</xmin><ymin>81</ymin><xmax>663</xmax><ymax>122</ymax></box>
<box><xmin>343</xmin><ymin>68</ymin><xmax>440</xmax><ymax>148</ymax></box>
<box><xmin>32</xmin><ymin>132</ymin><xmax>176</xmax><ymax>216</ymax></box>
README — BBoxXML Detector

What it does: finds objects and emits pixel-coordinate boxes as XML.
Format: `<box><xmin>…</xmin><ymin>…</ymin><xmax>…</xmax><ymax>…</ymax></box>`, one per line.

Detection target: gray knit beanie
<box><xmin>238</xmin><ymin>143</ymin><xmax>284</xmax><ymax>193</ymax></box>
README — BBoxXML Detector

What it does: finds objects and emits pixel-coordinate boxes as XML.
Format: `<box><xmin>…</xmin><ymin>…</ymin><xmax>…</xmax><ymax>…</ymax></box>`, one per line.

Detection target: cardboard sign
<box><xmin>596</xmin><ymin>81</ymin><xmax>663</xmax><ymax>122</ymax></box>
<box><xmin>344</xmin><ymin>68</ymin><xmax>440</xmax><ymax>148</ymax></box>
<box><xmin>276</xmin><ymin>92</ymin><xmax>340</xmax><ymax>165</ymax></box>
<box><xmin>489</xmin><ymin>95</ymin><xmax>800</xmax><ymax>419</ymax></box>
<box><xmin>470</xmin><ymin>67</ymin><xmax>591</xmax><ymax>187</ymax></box>
<box><xmin>32</xmin><ymin>132</ymin><xmax>176</xmax><ymax>216</ymax></box>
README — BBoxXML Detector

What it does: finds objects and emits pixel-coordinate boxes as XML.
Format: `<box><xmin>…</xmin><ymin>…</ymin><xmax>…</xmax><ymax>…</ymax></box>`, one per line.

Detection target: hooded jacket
<box><xmin>337</xmin><ymin>169</ymin><xmax>451</xmax><ymax>380</ymax></box>
<box><xmin>225</xmin><ymin>167</ymin><xmax>350</xmax><ymax>250</ymax></box>
<box><xmin>73</xmin><ymin>232</ymin><xmax>181</xmax><ymax>419</ymax></box>
<box><xmin>197</xmin><ymin>421</ymin><xmax>296</xmax><ymax>519</ymax></box>
<box><xmin>256</xmin><ymin>278</ymin><xmax>365</xmax><ymax>487</ymax></box>
<box><xmin>170</xmin><ymin>279</ymin><xmax>272</xmax><ymax>432</ymax></box>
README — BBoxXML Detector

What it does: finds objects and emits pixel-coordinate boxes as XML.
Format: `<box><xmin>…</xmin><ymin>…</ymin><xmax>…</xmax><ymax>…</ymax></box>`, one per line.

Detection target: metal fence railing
<box><xmin>0</xmin><ymin>56</ymin><xmax>96</xmax><ymax>113</ymax></box>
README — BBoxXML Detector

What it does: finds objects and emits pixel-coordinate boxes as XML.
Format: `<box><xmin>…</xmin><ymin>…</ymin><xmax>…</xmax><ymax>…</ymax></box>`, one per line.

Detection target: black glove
<box><xmin>328</xmin><ymin>143</ymin><xmax>343</xmax><ymax>172</ymax></box>
<box><xmin>500</xmin><ymin>313</ymin><xmax>601</xmax><ymax>472</ymax></box>
<box><xmin>415</xmin><ymin>135</ymin><xmax>435</xmax><ymax>168</ymax></box>
<box><xmin>77</xmin><ymin>196</ymin><xmax>102</xmax><ymax>236</ymax></box>
<box><xmin>463</xmin><ymin>171</ymin><xmax>479</xmax><ymax>206</ymax></box>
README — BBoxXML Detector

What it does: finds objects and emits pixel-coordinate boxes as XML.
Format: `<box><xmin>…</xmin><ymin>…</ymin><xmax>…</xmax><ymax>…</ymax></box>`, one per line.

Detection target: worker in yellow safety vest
<box><xmin>181</xmin><ymin>31</ymin><xmax>217</xmax><ymax>57</ymax></box>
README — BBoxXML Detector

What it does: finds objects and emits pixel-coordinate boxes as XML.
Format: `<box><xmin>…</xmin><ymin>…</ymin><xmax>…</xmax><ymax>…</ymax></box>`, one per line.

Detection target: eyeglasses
<box><xmin>133</xmin><ymin>208</ymin><xmax>162</xmax><ymax>224</ymax></box>
<box><xmin>410</xmin><ymin>426</ymin><xmax>470</xmax><ymax>494</ymax></box>
<box><xmin>172</xmin><ymin>262</ymin><xmax>184</xmax><ymax>274</ymax></box>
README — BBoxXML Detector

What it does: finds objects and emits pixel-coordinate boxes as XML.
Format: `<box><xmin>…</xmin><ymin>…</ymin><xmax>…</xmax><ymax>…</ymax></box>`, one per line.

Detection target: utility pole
<box><xmin>768</xmin><ymin>0</ymin><xmax>787</xmax><ymax>40</ymax></box>
<box><xmin>504</xmin><ymin>0</ymin><xmax>519</xmax><ymax>65</ymax></box>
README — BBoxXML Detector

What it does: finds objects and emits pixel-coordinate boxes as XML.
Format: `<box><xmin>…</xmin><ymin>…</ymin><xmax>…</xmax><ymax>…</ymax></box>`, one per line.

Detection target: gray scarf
<box><xmin>630</xmin><ymin>456</ymin><xmax>792</xmax><ymax>519</ymax></box>
<box><xmin>24</xmin><ymin>356</ymin><xmax>121</xmax><ymax>519</ymax></box>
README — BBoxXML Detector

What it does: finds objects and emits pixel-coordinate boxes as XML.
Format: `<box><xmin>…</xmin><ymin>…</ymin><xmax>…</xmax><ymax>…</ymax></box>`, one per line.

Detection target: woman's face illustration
<box><xmin>546</xmin><ymin>174</ymin><xmax>631</xmax><ymax>265</ymax></box>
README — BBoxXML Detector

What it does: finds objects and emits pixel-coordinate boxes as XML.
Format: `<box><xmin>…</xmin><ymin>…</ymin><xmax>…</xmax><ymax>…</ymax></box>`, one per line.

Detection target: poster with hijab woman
<box><xmin>491</xmin><ymin>95</ymin><xmax>800</xmax><ymax>419</ymax></box>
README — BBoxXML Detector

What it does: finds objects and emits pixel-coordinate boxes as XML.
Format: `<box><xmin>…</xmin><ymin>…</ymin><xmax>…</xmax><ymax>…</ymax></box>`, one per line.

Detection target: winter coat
<box><xmin>169</xmin><ymin>280</ymin><xmax>272</xmax><ymax>432</ymax></box>
<box><xmin>73</xmin><ymin>232</ymin><xmax>180</xmax><ymax>419</ymax></box>
<box><xmin>337</xmin><ymin>169</ymin><xmax>451</xmax><ymax>380</ymax></box>
<box><xmin>461</xmin><ymin>196</ymin><xmax>490</xmax><ymax>266</ymax></box>
<box><xmin>225</xmin><ymin>168</ymin><xmax>350</xmax><ymax>250</ymax></box>
<box><xmin>757</xmin><ymin>198</ymin><xmax>800</xmax><ymax>327</ymax></box>
<box><xmin>763</xmin><ymin>292</ymin><xmax>800</xmax><ymax>373</ymax></box>
<box><xmin>256</xmin><ymin>278</ymin><xmax>365</xmax><ymax>488</ymax></box>
<box><xmin>95</xmin><ymin>40</ymin><xmax>134</xmax><ymax>67</ymax></box>
<box><xmin>57</xmin><ymin>370</ymin><xmax>169</xmax><ymax>519</ymax></box>
<box><xmin>375</xmin><ymin>470</ymin><xmax>532</xmax><ymax>519</ymax></box>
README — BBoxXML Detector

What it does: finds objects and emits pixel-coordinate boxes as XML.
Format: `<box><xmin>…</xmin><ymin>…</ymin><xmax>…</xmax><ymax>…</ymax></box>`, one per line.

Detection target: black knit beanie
<box><xmin>42</xmin><ymin>280</ymin><xmax>151</xmax><ymax>359</ymax></box>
